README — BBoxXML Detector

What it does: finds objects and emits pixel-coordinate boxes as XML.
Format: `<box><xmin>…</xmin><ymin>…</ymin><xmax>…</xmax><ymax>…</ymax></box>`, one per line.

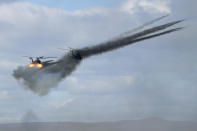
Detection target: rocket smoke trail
<box><xmin>116</xmin><ymin>14</ymin><xmax>169</xmax><ymax>39</ymax></box>
<box><xmin>13</xmin><ymin>17</ymin><xmax>184</xmax><ymax>96</ymax></box>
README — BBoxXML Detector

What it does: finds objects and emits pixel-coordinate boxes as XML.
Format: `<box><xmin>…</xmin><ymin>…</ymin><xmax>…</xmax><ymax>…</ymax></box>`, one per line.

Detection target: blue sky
<box><xmin>21</xmin><ymin>0</ymin><xmax>122</xmax><ymax>10</ymax></box>
<box><xmin>0</xmin><ymin>0</ymin><xmax>196</xmax><ymax>123</ymax></box>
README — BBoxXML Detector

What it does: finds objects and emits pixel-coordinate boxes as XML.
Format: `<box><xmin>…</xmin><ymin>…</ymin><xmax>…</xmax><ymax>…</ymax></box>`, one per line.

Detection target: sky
<box><xmin>0</xmin><ymin>0</ymin><xmax>196</xmax><ymax>123</ymax></box>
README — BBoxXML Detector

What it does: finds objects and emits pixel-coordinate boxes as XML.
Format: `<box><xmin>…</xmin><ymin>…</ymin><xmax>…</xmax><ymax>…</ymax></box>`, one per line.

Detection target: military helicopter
<box><xmin>23</xmin><ymin>56</ymin><xmax>58</xmax><ymax>69</ymax></box>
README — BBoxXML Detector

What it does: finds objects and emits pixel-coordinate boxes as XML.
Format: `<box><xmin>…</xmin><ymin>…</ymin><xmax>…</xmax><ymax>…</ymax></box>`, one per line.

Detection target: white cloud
<box><xmin>120</xmin><ymin>0</ymin><xmax>171</xmax><ymax>14</ymax></box>
<box><xmin>0</xmin><ymin>60</ymin><xmax>19</xmax><ymax>69</ymax></box>
<box><xmin>0</xmin><ymin>0</ymin><xmax>171</xmax><ymax>53</ymax></box>
<box><xmin>64</xmin><ymin>75</ymin><xmax>136</xmax><ymax>94</ymax></box>
<box><xmin>0</xmin><ymin>0</ymin><xmax>196</xmax><ymax>123</ymax></box>
<box><xmin>120</xmin><ymin>0</ymin><xmax>138</xmax><ymax>14</ymax></box>
<box><xmin>139</xmin><ymin>0</ymin><xmax>171</xmax><ymax>14</ymax></box>
<box><xmin>0</xmin><ymin>91</ymin><xmax>8</xmax><ymax>99</ymax></box>
<box><xmin>72</xmin><ymin>7</ymin><xmax>110</xmax><ymax>16</ymax></box>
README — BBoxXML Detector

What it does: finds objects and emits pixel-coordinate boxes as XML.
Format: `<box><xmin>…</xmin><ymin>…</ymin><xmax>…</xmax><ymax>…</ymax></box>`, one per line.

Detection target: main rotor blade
<box><xmin>22</xmin><ymin>56</ymin><xmax>31</xmax><ymax>58</ymax></box>
<box><xmin>42</xmin><ymin>57</ymin><xmax>57</xmax><ymax>59</ymax></box>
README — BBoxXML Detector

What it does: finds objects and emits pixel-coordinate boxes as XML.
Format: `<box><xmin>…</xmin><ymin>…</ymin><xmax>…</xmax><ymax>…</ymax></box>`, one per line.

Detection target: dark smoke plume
<box><xmin>13</xmin><ymin>17</ymin><xmax>183</xmax><ymax>96</ymax></box>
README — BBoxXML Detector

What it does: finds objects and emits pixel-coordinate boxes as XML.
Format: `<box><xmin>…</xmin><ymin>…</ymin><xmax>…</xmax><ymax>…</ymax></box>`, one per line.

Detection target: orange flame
<box><xmin>28</xmin><ymin>63</ymin><xmax>43</xmax><ymax>69</ymax></box>
<box><xmin>36</xmin><ymin>64</ymin><xmax>43</xmax><ymax>69</ymax></box>
<box><xmin>29</xmin><ymin>64</ymin><xmax>35</xmax><ymax>68</ymax></box>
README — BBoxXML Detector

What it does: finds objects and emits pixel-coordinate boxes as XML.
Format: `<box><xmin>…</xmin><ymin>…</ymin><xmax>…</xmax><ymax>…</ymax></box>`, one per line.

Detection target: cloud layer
<box><xmin>0</xmin><ymin>0</ymin><xmax>196</xmax><ymax>123</ymax></box>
